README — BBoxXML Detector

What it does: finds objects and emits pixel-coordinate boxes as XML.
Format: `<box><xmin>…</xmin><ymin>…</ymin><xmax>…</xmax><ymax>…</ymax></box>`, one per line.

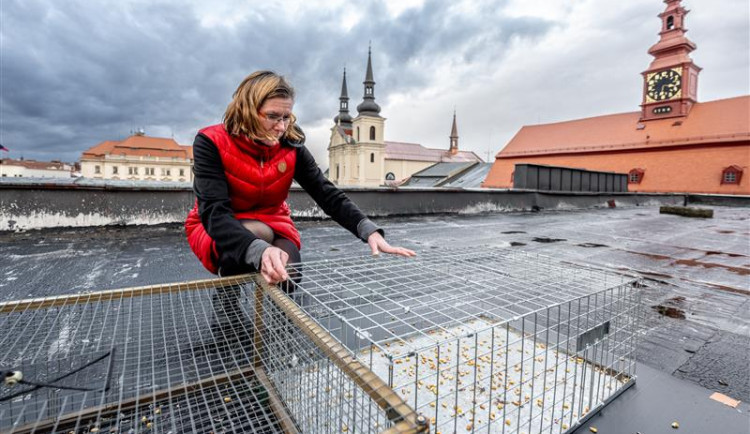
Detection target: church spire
<box><xmin>356</xmin><ymin>44</ymin><xmax>381</xmax><ymax>117</ymax></box>
<box><xmin>333</xmin><ymin>68</ymin><xmax>353</xmax><ymax>127</ymax></box>
<box><xmin>449</xmin><ymin>110</ymin><xmax>459</xmax><ymax>154</ymax></box>
<box><xmin>647</xmin><ymin>0</ymin><xmax>697</xmax><ymax>65</ymax></box>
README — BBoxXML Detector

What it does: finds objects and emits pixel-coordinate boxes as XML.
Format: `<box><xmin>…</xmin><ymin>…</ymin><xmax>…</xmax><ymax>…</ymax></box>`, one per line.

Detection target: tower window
<box><xmin>369</xmin><ymin>126</ymin><xmax>376</xmax><ymax>141</ymax></box>
<box><xmin>370</xmin><ymin>153</ymin><xmax>374</xmax><ymax>163</ymax></box>
<box><xmin>629</xmin><ymin>168</ymin><xmax>645</xmax><ymax>184</ymax></box>
<box><xmin>357</xmin><ymin>127</ymin><xmax>360</xmax><ymax>141</ymax></box>
<box><xmin>336</xmin><ymin>164</ymin><xmax>340</xmax><ymax>180</ymax></box>
<box><xmin>666</xmin><ymin>16</ymin><xmax>674</xmax><ymax>30</ymax></box>
<box><xmin>721</xmin><ymin>166</ymin><xmax>743</xmax><ymax>185</ymax></box>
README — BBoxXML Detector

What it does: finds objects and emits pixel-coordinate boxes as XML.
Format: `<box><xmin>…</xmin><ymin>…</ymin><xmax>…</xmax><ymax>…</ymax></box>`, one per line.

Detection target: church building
<box><xmin>328</xmin><ymin>49</ymin><xmax>482</xmax><ymax>187</ymax></box>
<box><xmin>482</xmin><ymin>0</ymin><xmax>749</xmax><ymax>194</ymax></box>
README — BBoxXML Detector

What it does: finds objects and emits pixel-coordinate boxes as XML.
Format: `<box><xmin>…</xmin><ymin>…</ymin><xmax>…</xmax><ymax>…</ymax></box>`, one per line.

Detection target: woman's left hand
<box><xmin>367</xmin><ymin>232</ymin><xmax>416</xmax><ymax>257</ymax></box>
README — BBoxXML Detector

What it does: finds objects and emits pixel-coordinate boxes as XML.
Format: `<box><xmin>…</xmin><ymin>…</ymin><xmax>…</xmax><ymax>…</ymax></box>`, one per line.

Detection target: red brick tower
<box><xmin>640</xmin><ymin>0</ymin><xmax>702</xmax><ymax>121</ymax></box>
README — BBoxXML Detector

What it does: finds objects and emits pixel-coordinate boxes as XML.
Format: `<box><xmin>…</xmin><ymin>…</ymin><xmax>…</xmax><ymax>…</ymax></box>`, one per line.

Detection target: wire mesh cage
<box><xmin>283</xmin><ymin>247</ymin><xmax>642</xmax><ymax>434</ymax></box>
<box><xmin>1</xmin><ymin>246</ymin><xmax>641</xmax><ymax>434</ymax></box>
<box><xmin>0</xmin><ymin>278</ymin><xmax>296</xmax><ymax>433</ymax></box>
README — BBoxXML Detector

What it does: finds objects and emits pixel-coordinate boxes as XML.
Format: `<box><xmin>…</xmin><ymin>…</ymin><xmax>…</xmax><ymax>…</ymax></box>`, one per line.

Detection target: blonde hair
<box><xmin>223</xmin><ymin>71</ymin><xmax>304</xmax><ymax>143</ymax></box>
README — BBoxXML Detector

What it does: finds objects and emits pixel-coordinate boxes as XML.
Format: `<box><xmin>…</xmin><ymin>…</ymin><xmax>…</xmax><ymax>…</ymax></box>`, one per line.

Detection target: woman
<box><xmin>185</xmin><ymin>70</ymin><xmax>415</xmax><ymax>286</ymax></box>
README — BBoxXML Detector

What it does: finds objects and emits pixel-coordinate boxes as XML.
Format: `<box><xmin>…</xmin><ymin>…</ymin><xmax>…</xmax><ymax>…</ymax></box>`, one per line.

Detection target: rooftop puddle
<box><xmin>626</xmin><ymin>251</ymin><xmax>750</xmax><ymax>276</ymax></box>
<box><xmin>652</xmin><ymin>305</ymin><xmax>686</xmax><ymax>319</ymax></box>
<box><xmin>532</xmin><ymin>237</ymin><xmax>566</xmax><ymax>243</ymax></box>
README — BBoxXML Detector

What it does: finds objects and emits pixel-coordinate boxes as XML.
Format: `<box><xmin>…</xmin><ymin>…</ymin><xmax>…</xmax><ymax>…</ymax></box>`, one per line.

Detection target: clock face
<box><xmin>646</xmin><ymin>69</ymin><xmax>682</xmax><ymax>102</ymax></box>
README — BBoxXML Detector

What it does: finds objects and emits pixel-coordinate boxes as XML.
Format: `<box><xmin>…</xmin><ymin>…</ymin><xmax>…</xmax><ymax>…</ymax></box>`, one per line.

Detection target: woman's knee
<box><xmin>240</xmin><ymin>219</ymin><xmax>274</xmax><ymax>243</ymax></box>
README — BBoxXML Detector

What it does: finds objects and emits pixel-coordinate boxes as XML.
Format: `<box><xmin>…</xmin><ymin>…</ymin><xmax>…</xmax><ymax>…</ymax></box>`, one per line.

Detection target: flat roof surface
<box><xmin>1</xmin><ymin>205</ymin><xmax>748</xmax><ymax>431</ymax></box>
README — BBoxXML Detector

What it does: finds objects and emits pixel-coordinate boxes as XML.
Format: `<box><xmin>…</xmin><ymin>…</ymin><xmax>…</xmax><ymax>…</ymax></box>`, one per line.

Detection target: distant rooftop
<box><xmin>0</xmin><ymin>158</ymin><xmax>73</xmax><ymax>171</ymax></box>
<box><xmin>401</xmin><ymin>162</ymin><xmax>494</xmax><ymax>188</ymax></box>
<box><xmin>441</xmin><ymin>163</ymin><xmax>493</xmax><ymax>188</ymax></box>
<box><xmin>385</xmin><ymin>141</ymin><xmax>482</xmax><ymax>163</ymax></box>
<box><xmin>82</xmin><ymin>134</ymin><xmax>193</xmax><ymax>160</ymax></box>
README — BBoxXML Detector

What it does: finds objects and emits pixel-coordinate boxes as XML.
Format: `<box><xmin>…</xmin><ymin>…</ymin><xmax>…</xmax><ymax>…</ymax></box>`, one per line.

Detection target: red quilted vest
<box><xmin>185</xmin><ymin>124</ymin><xmax>299</xmax><ymax>274</ymax></box>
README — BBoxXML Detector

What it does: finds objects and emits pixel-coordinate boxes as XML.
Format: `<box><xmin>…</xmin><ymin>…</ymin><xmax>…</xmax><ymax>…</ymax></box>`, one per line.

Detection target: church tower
<box><xmin>328</xmin><ymin>48</ymin><xmax>387</xmax><ymax>186</ymax></box>
<box><xmin>333</xmin><ymin>68</ymin><xmax>353</xmax><ymax>132</ymax></box>
<box><xmin>353</xmin><ymin>46</ymin><xmax>385</xmax><ymax>144</ymax></box>
<box><xmin>449</xmin><ymin>110</ymin><xmax>459</xmax><ymax>155</ymax></box>
<box><xmin>640</xmin><ymin>0</ymin><xmax>701</xmax><ymax>121</ymax></box>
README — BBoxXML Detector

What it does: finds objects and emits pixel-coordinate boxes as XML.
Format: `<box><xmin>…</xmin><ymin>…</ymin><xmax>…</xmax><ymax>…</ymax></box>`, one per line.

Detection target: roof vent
<box><xmin>636</xmin><ymin>123</ymin><xmax>646</xmax><ymax>130</ymax></box>
<box><xmin>672</xmin><ymin>121</ymin><xmax>683</xmax><ymax>126</ymax></box>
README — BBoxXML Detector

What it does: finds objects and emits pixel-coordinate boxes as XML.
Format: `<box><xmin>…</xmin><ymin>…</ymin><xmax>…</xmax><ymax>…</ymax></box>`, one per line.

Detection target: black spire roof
<box><xmin>333</xmin><ymin>68</ymin><xmax>353</xmax><ymax>126</ymax></box>
<box><xmin>356</xmin><ymin>46</ymin><xmax>381</xmax><ymax>117</ymax></box>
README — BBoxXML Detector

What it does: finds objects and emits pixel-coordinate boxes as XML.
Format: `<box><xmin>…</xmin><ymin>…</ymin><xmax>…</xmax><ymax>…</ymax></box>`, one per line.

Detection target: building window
<box><xmin>166</xmin><ymin>169</ymin><xmax>171</xmax><ymax>176</ymax></box>
<box><xmin>179</xmin><ymin>168</ymin><xmax>185</xmax><ymax>177</ymax></box>
<box><xmin>112</xmin><ymin>166</ymin><xmax>118</xmax><ymax>175</ymax></box>
<box><xmin>721</xmin><ymin>166</ymin><xmax>743</xmax><ymax>185</ymax></box>
<box><xmin>369</xmin><ymin>126</ymin><xmax>376</xmax><ymax>141</ymax></box>
<box><xmin>370</xmin><ymin>153</ymin><xmax>374</xmax><ymax>163</ymax></box>
<box><xmin>94</xmin><ymin>165</ymin><xmax>101</xmax><ymax>174</ymax></box>
<box><xmin>129</xmin><ymin>167</ymin><xmax>138</xmax><ymax>175</ymax></box>
<box><xmin>629</xmin><ymin>168</ymin><xmax>645</xmax><ymax>184</ymax></box>
<box><xmin>145</xmin><ymin>167</ymin><xmax>155</xmax><ymax>176</ymax></box>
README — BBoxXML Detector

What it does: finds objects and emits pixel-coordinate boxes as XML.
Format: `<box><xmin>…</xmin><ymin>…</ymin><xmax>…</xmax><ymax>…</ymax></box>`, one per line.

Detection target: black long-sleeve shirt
<box><xmin>192</xmin><ymin>132</ymin><xmax>380</xmax><ymax>270</ymax></box>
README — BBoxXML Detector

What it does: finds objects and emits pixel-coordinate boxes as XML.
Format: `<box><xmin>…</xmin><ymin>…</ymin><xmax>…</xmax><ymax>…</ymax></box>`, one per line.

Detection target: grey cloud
<box><xmin>0</xmin><ymin>0</ymin><xmax>559</xmax><ymax>162</ymax></box>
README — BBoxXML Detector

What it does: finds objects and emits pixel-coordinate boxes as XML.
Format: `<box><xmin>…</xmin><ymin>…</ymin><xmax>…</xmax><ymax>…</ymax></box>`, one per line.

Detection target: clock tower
<box><xmin>640</xmin><ymin>0</ymin><xmax>701</xmax><ymax>121</ymax></box>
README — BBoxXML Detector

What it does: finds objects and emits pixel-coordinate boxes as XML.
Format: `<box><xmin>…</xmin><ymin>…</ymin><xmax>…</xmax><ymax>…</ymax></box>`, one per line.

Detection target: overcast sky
<box><xmin>1</xmin><ymin>0</ymin><xmax>748</xmax><ymax>167</ymax></box>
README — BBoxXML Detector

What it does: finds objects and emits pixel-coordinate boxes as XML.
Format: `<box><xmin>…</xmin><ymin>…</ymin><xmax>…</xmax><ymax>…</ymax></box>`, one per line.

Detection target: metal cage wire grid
<box><xmin>0</xmin><ymin>246</ymin><xmax>642</xmax><ymax>433</ymax></box>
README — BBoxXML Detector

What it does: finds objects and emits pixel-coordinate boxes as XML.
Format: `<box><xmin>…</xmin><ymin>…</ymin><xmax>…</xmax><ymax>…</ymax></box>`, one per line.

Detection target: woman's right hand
<box><xmin>260</xmin><ymin>246</ymin><xmax>289</xmax><ymax>284</ymax></box>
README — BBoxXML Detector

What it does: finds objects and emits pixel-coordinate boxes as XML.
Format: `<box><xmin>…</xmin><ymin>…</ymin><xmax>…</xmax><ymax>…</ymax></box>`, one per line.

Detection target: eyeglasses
<box><xmin>261</xmin><ymin>113</ymin><xmax>292</xmax><ymax>125</ymax></box>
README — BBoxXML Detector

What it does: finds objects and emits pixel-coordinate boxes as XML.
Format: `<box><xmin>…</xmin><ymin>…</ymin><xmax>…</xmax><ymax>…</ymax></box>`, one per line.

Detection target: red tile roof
<box><xmin>385</xmin><ymin>141</ymin><xmax>482</xmax><ymax>163</ymax></box>
<box><xmin>0</xmin><ymin>158</ymin><xmax>72</xmax><ymax>170</ymax></box>
<box><xmin>496</xmin><ymin>96</ymin><xmax>750</xmax><ymax>158</ymax></box>
<box><xmin>82</xmin><ymin>135</ymin><xmax>192</xmax><ymax>160</ymax></box>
